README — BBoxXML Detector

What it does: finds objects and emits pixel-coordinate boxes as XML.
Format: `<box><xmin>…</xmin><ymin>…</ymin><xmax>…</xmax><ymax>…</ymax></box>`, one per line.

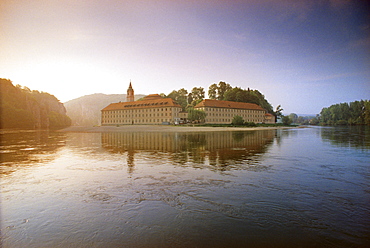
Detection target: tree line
<box><xmin>319</xmin><ymin>100</ymin><xmax>370</xmax><ymax>126</ymax></box>
<box><xmin>163</xmin><ymin>81</ymin><xmax>274</xmax><ymax>113</ymax></box>
<box><xmin>283</xmin><ymin>100</ymin><xmax>370</xmax><ymax>126</ymax></box>
<box><xmin>0</xmin><ymin>78</ymin><xmax>72</xmax><ymax>129</ymax></box>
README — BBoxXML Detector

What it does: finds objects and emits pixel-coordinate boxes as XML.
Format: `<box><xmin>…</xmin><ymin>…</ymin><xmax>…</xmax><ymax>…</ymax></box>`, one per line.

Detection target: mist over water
<box><xmin>1</xmin><ymin>127</ymin><xmax>369</xmax><ymax>247</ymax></box>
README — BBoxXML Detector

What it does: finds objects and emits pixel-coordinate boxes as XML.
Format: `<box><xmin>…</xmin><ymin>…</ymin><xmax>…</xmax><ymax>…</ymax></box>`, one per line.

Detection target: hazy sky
<box><xmin>1</xmin><ymin>0</ymin><xmax>369</xmax><ymax>114</ymax></box>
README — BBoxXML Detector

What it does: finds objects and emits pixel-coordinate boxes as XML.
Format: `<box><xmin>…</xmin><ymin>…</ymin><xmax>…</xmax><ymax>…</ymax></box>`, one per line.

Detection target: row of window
<box><xmin>103</xmin><ymin>118</ymin><xmax>171</xmax><ymax>124</ymax></box>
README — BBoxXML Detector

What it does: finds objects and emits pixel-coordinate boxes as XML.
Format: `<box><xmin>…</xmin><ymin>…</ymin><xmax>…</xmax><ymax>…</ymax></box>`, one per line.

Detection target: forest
<box><xmin>319</xmin><ymin>100</ymin><xmax>370</xmax><ymax>126</ymax></box>
<box><xmin>0</xmin><ymin>78</ymin><xmax>71</xmax><ymax>129</ymax></box>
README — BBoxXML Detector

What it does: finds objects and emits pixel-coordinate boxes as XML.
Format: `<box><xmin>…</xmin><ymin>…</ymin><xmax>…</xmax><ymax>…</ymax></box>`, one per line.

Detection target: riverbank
<box><xmin>59</xmin><ymin>125</ymin><xmax>305</xmax><ymax>133</ymax></box>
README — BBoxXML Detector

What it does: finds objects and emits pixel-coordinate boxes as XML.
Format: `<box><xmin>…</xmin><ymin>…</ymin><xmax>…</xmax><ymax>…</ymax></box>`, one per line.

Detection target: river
<box><xmin>1</xmin><ymin>126</ymin><xmax>369</xmax><ymax>247</ymax></box>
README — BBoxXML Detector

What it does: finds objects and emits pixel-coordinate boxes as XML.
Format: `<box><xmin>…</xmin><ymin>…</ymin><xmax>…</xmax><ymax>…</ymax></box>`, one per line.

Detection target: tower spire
<box><xmin>127</xmin><ymin>81</ymin><xmax>134</xmax><ymax>102</ymax></box>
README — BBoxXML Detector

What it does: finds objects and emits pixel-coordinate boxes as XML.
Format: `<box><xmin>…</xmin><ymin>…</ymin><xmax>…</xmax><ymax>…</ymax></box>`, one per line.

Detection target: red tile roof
<box><xmin>194</xmin><ymin>99</ymin><xmax>266</xmax><ymax>111</ymax></box>
<box><xmin>142</xmin><ymin>94</ymin><xmax>162</xmax><ymax>100</ymax></box>
<box><xmin>102</xmin><ymin>95</ymin><xmax>181</xmax><ymax>111</ymax></box>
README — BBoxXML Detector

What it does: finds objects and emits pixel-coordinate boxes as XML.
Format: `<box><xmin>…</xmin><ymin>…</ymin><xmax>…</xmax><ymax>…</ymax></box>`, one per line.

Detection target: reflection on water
<box><xmin>0</xmin><ymin>130</ymin><xmax>66</xmax><ymax>175</ymax></box>
<box><xmin>101</xmin><ymin>131</ymin><xmax>275</xmax><ymax>172</ymax></box>
<box><xmin>1</xmin><ymin>127</ymin><xmax>369</xmax><ymax>248</ymax></box>
<box><xmin>321</xmin><ymin>126</ymin><xmax>370</xmax><ymax>149</ymax></box>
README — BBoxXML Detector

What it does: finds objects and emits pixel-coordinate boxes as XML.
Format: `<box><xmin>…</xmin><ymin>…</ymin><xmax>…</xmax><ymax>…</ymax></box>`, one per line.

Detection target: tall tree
<box><xmin>217</xmin><ymin>81</ymin><xmax>232</xmax><ymax>100</ymax></box>
<box><xmin>167</xmin><ymin>88</ymin><xmax>188</xmax><ymax>110</ymax></box>
<box><xmin>208</xmin><ymin>83</ymin><xmax>217</xmax><ymax>99</ymax></box>
<box><xmin>187</xmin><ymin>93</ymin><xmax>193</xmax><ymax>104</ymax></box>
<box><xmin>289</xmin><ymin>113</ymin><xmax>298</xmax><ymax>123</ymax></box>
<box><xmin>275</xmin><ymin>105</ymin><xmax>283</xmax><ymax>122</ymax></box>
<box><xmin>191</xmin><ymin>87</ymin><xmax>205</xmax><ymax>102</ymax></box>
<box><xmin>188</xmin><ymin>87</ymin><xmax>205</xmax><ymax>106</ymax></box>
<box><xmin>207</xmin><ymin>81</ymin><xmax>232</xmax><ymax>100</ymax></box>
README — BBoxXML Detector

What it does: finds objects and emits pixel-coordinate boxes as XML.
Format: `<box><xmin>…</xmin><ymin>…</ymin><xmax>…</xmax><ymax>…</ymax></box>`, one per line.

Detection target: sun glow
<box><xmin>7</xmin><ymin>59</ymin><xmax>122</xmax><ymax>102</ymax></box>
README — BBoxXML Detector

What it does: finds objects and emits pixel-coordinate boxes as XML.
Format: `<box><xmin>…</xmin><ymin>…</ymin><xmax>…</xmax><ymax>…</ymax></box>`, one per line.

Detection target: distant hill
<box><xmin>0</xmin><ymin>78</ymin><xmax>71</xmax><ymax>129</ymax></box>
<box><xmin>64</xmin><ymin>93</ymin><xmax>145</xmax><ymax>126</ymax></box>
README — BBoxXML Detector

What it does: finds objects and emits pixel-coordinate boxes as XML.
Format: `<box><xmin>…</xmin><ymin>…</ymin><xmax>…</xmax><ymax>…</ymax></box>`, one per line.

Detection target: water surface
<box><xmin>1</xmin><ymin>127</ymin><xmax>369</xmax><ymax>247</ymax></box>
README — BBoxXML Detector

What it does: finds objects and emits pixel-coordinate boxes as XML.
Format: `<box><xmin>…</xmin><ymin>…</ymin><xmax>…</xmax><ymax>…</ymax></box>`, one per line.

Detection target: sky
<box><xmin>1</xmin><ymin>0</ymin><xmax>369</xmax><ymax>114</ymax></box>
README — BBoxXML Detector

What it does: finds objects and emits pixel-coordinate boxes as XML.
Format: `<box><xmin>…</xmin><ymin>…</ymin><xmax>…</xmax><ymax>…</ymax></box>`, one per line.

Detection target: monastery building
<box><xmin>101</xmin><ymin>82</ymin><xmax>275</xmax><ymax>125</ymax></box>
<box><xmin>101</xmin><ymin>82</ymin><xmax>186</xmax><ymax>125</ymax></box>
<box><xmin>194</xmin><ymin>99</ymin><xmax>275</xmax><ymax>124</ymax></box>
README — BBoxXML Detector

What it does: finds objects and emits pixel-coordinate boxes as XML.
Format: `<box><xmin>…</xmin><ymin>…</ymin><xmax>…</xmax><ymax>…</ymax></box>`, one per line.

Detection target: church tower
<box><xmin>127</xmin><ymin>81</ymin><xmax>134</xmax><ymax>102</ymax></box>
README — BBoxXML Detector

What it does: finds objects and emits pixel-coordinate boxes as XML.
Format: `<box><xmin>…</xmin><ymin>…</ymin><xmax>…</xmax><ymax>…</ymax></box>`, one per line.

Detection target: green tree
<box><xmin>289</xmin><ymin>113</ymin><xmax>298</xmax><ymax>123</ymax></box>
<box><xmin>363</xmin><ymin>101</ymin><xmax>370</xmax><ymax>126</ymax></box>
<box><xmin>217</xmin><ymin>81</ymin><xmax>232</xmax><ymax>100</ymax></box>
<box><xmin>232</xmin><ymin>115</ymin><xmax>244</xmax><ymax>125</ymax></box>
<box><xmin>223</xmin><ymin>87</ymin><xmax>274</xmax><ymax>114</ymax></box>
<box><xmin>0</xmin><ymin>78</ymin><xmax>71</xmax><ymax>129</ymax></box>
<box><xmin>187</xmin><ymin>108</ymin><xmax>207</xmax><ymax>123</ymax></box>
<box><xmin>208</xmin><ymin>81</ymin><xmax>232</xmax><ymax>100</ymax></box>
<box><xmin>309</xmin><ymin>117</ymin><xmax>319</xmax><ymax>125</ymax></box>
<box><xmin>187</xmin><ymin>92</ymin><xmax>193</xmax><ymax>104</ymax></box>
<box><xmin>224</xmin><ymin>87</ymin><xmax>259</xmax><ymax>105</ymax></box>
<box><xmin>167</xmin><ymin>88</ymin><xmax>188</xmax><ymax>110</ymax></box>
<box><xmin>208</xmin><ymin>83</ymin><xmax>217</xmax><ymax>99</ymax></box>
<box><xmin>319</xmin><ymin>100</ymin><xmax>369</xmax><ymax>126</ymax></box>
<box><xmin>274</xmin><ymin>105</ymin><xmax>283</xmax><ymax>122</ymax></box>
<box><xmin>282</xmin><ymin>116</ymin><xmax>292</xmax><ymax>125</ymax></box>
<box><xmin>250</xmin><ymin>89</ymin><xmax>273</xmax><ymax>113</ymax></box>
<box><xmin>191</xmin><ymin>87</ymin><xmax>205</xmax><ymax>102</ymax></box>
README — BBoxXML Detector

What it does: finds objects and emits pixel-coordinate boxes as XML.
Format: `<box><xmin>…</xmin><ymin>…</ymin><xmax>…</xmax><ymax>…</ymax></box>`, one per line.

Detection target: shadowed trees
<box><xmin>0</xmin><ymin>78</ymin><xmax>71</xmax><ymax>129</ymax></box>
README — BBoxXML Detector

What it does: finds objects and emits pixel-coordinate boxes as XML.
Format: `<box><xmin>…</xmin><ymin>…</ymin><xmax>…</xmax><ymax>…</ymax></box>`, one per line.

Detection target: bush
<box><xmin>244</xmin><ymin>122</ymin><xmax>257</xmax><ymax>127</ymax></box>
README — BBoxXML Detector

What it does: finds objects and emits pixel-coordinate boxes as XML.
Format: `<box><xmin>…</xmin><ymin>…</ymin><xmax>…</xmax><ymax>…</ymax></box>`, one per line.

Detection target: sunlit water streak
<box><xmin>1</xmin><ymin>127</ymin><xmax>369</xmax><ymax>247</ymax></box>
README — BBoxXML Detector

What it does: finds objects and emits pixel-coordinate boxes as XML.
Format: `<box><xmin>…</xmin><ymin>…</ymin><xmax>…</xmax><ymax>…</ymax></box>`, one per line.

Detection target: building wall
<box><xmin>101</xmin><ymin>106</ymin><xmax>183</xmax><ymax>125</ymax></box>
<box><xmin>264</xmin><ymin>114</ymin><xmax>276</xmax><ymax>124</ymax></box>
<box><xmin>195</xmin><ymin>106</ymin><xmax>266</xmax><ymax>124</ymax></box>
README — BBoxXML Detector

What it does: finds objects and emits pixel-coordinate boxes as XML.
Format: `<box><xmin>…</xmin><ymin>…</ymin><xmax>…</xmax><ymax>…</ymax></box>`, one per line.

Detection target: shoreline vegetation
<box><xmin>0</xmin><ymin>79</ymin><xmax>71</xmax><ymax>129</ymax></box>
<box><xmin>58</xmin><ymin>124</ymin><xmax>304</xmax><ymax>133</ymax></box>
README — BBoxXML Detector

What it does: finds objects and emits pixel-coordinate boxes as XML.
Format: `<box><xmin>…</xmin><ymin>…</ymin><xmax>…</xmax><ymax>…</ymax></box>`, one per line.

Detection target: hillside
<box><xmin>0</xmin><ymin>78</ymin><xmax>71</xmax><ymax>129</ymax></box>
<box><xmin>64</xmin><ymin>93</ymin><xmax>145</xmax><ymax>126</ymax></box>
